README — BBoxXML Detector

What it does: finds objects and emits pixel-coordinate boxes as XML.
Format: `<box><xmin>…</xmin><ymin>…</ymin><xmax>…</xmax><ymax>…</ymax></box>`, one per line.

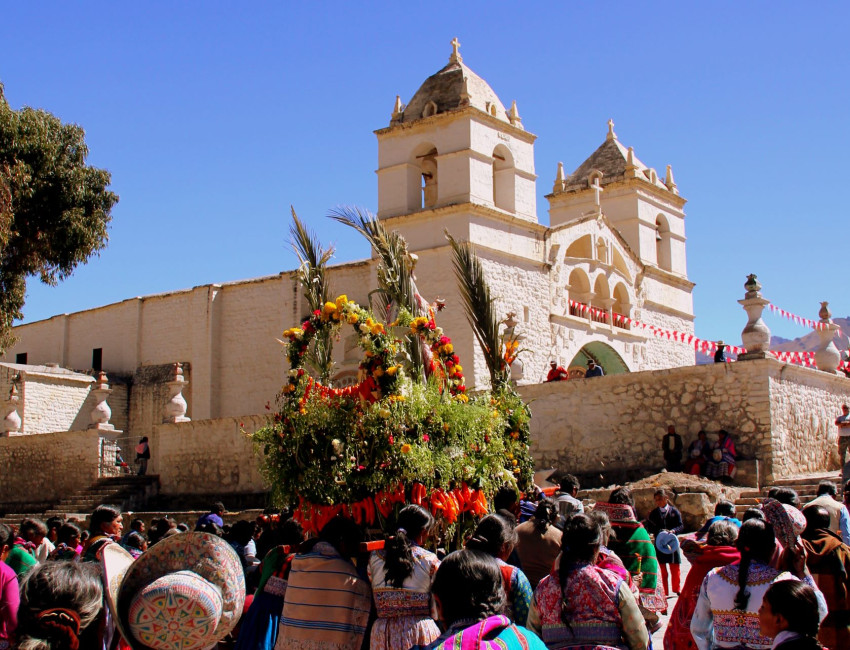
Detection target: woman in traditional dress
<box><xmin>593</xmin><ymin>487</ymin><xmax>665</xmax><ymax>631</ymax></box>
<box><xmin>528</xmin><ymin>513</ymin><xmax>649</xmax><ymax>649</ymax></box>
<box><xmin>664</xmin><ymin>519</ymin><xmax>740</xmax><ymax>650</ymax></box>
<box><xmin>466</xmin><ymin>513</ymin><xmax>534</xmax><ymax>626</ymax></box>
<box><xmin>0</xmin><ymin>523</ymin><xmax>20</xmax><ymax>650</ymax></box>
<box><xmin>704</xmin><ymin>430</ymin><xmax>736</xmax><ymax>481</ymax></box>
<box><xmin>587</xmin><ymin>509</ymin><xmax>632</xmax><ymax>585</ymax></box>
<box><xmin>82</xmin><ymin>505</ymin><xmax>122</xmax><ymax>562</ymax></box>
<box><xmin>235</xmin><ymin>517</ymin><xmax>305</xmax><ymax>650</ymax></box>
<box><xmin>690</xmin><ymin>518</ymin><xmax>826</xmax><ymax>650</ymax></box>
<box><xmin>367</xmin><ymin>504</ymin><xmax>441</xmax><ymax>650</ymax></box>
<box><xmin>684</xmin><ymin>430</ymin><xmax>710</xmax><ymax>476</ymax></box>
<box><xmin>48</xmin><ymin>523</ymin><xmax>82</xmax><ymax>562</ymax></box>
<box><xmin>410</xmin><ymin>549</ymin><xmax>547</xmax><ymax>650</ymax></box>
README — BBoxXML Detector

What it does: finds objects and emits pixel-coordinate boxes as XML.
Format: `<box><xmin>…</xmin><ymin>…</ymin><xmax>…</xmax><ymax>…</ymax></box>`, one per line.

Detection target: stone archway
<box><xmin>568</xmin><ymin>341</ymin><xmax>630</xmax><ymax>376</ymax></box>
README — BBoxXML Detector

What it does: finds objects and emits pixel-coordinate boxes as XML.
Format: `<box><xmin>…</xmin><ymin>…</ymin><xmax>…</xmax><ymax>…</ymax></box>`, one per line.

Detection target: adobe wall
<box><xmin>0</xmin><ymin>430</ymin><xmax>106</xmax><ymax>507</ymax></box>
<box><xmin>519</xmin><ymin>358</ymin><xmax>850</xmax><ymax>486</ymax></box>
<box><xmin>148</xmin><ymin>415</ymin><xmax>267</xmax><ymax>496</ymax></box>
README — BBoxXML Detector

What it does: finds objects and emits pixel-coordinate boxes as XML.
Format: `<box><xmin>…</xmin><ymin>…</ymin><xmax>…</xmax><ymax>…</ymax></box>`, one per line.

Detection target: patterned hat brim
<box><xmin>104</xmin><ymin>532</ymin><xmax>245</xmax><ymax>650</ymax></box>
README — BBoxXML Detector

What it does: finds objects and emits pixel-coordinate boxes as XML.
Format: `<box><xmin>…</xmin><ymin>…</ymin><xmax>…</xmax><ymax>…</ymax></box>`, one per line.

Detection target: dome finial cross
<box><xmin>450</xmin><ymin>37</ymin><xmax>462</xmax><ymax>64</ymax></box>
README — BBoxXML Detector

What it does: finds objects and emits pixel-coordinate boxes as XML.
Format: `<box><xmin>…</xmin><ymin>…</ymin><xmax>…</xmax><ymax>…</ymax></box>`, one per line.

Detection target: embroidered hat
<box><xmin>761</xmin><ymin>498</ymin><xmax>806</xmax><ymax>549</ymax></box>
<box><xmin>102</xmin><ymin>533</ymin><xmax>245</xmax><ymax>650</ymax></box>
<box><xmin>655</xmin><ymin>530</ymin><xmax>680</xmax><ymax>555</ymax></box>
<box><xmin>592</xmin><ymin>501</ymin><xmax>637</xmax><ymax>523</ymax></box>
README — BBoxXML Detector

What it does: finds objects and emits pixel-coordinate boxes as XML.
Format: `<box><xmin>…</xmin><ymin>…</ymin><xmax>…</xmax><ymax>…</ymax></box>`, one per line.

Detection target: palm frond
<box><xmin>330</xmin><ymin>206</ymin><xmax>425</xmax><ymax>378</ymax></box>
<box><xmin>290</xmin><ymin>207</ymin><xmax>334</xmax><ymax>384</ymax></box>
<box><xmin>446</xmin><ymin>232</ymin><xmax>509</xmax><ymax>389</ymax></box>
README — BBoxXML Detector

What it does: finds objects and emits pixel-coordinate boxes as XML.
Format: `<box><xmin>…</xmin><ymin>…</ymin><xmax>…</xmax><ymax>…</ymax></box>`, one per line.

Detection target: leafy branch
<box><xmin>290</xmin><ymin>207</ymin><xmax>335</xmax><ymax>384</ymax></box>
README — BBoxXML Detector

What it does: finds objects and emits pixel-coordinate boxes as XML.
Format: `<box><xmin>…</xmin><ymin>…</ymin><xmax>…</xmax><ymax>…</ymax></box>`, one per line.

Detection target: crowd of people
<box><xmin>1</xmin><ymin>478</ymin><xmax>849</xmax><ymax>649</ymax></box>
<box><xmin>662</xmin><ymin>426</ymin><xmax>738</xmax><ymax>483</ymax></box>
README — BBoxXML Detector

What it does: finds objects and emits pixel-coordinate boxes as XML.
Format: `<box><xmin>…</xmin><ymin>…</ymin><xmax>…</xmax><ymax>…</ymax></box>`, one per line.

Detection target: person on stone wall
<box><xmin>135</xmin><ymin>436</ymin><xmax>150</xmax><ymax>476</ymax></box>
<box><xmin>704</xmin><ymin>430</ymin><xmax>736</xmax><ymax>482</ymax></box>
<box><xmin>684</xmin><ymin>430</ymin><xmax>710</xmax><ymax>476</ymax></box>
<box><xmin>713</xmin><ymin>340</ymin><xmax>729</xmax><ymax>363</ymax></box>
<box><xmin>545</xmin><ymin>361</ymin><xmax>568</xmax><ymax>382</ymax></box>
<box><xmin>835</xmin><ymin>404</ymin><xmax>850</xmax><ymax>484</ymax></box>
<box><xmin>662</xmin><ymin>425</ymin><xmax>684</xmax><ymax>472</ymax></box>
<box><xmin>585</xmin><ymin>359</ymin><xmax>604</xmax><ymax>377</ymax></box>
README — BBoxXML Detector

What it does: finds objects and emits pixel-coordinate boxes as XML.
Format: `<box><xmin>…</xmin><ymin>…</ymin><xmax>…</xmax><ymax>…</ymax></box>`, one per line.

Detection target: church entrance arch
<box><xmin>568</xmin><ymin>341</ymin><xmax>630</xmax><ymax>377</ymax></box>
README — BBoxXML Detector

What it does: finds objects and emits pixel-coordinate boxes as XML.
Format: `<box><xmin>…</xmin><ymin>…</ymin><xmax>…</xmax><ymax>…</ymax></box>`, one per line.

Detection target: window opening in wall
<box><xmin>92</xmin><ymin>348</ymin><xmax>103</xmax><ymax>372</ymax></box>
<box><xmin>15</xmin><ymin>352</ymin><xmax>27</xmax><ymax>364</ymax></box>
<box><xmin>523</xmin><ymin>306</ymin><xmax>530</xmax><ymax>322</ymax></box>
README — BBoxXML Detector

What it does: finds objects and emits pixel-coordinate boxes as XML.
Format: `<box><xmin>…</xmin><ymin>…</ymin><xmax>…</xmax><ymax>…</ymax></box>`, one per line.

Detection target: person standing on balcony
<box><xmin>585</xmin><ymin>360</ymin><xmax>604</xmax><ymax>377</ymax></box>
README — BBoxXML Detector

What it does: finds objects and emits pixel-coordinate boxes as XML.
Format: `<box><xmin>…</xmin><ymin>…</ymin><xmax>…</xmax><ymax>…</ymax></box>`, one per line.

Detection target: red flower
<box><xmin>452</xmin><ymin>354</ymin><xmax>460</xmax><ymax>364</ymax></box>
<box><xmin>422</xmin><ymin>434</ymin><xmax>430</xmax><ymax>442</ymax></box>
<box><xmin>388</xmin><ymin>435</ymin><xmax>394</xmax><ymax>445</ymax></box>
<box><xmin>440</xmin><ymin>336</ymin><xmax>451</xmax><ymax>345</ymax></box>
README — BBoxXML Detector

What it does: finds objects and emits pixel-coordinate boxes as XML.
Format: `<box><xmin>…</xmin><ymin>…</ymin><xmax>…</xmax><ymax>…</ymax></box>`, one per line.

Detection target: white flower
<box><xmin>359</xmin><ymin>323</ymin><xmax>370</xmax><ymax>334</ymax></box>
<box><xmin>289</xmin><ymin>369</ymin><xmax>299</xmax><ymax>377</ymax></box>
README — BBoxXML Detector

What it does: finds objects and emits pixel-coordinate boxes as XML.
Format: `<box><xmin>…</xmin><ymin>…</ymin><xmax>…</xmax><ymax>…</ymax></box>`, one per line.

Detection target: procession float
<box><xmin>253</xmin><ymin>207</ymin><xmax>533</xmax><ymax>545</ymax></box>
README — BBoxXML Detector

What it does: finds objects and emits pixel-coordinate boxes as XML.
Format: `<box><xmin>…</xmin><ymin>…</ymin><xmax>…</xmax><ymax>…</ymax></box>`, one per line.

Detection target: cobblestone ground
<box><xmin>652</xmin><ymin>552</ymin><xmax>692</xmax><ymax>648</ymax></box>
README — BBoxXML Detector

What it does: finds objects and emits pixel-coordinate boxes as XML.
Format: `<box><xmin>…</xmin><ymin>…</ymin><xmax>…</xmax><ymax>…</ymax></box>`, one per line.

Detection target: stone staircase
<box><xmin>734</xmin><ymin>471</ymin><xmax>842</xmax><ymax>518</ymax></box>
<box><xmin>40</xmin><ymin>475</ymin><xmax>161</xmax><ymax>519</ymax></box>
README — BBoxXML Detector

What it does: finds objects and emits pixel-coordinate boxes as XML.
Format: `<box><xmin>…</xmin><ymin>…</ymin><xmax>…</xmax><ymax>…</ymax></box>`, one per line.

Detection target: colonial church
<box><xmin>1</xmin><ymin>41</ymin><xmax>695</xmax><ymax>439</ymax></box>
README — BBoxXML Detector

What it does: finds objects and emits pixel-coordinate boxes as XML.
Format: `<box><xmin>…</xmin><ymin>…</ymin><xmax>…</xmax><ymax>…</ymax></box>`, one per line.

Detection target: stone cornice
<box><xmin>548</xmin><ymin>176</ymin><xmax>687</xmax><ymax>209</ymax></box>
<box><xmin>380</xmin><ymin>201</ymin><xmax>547</xmax><ymax>235</ymax></box>
<box><xmin>642</xmin><ymin>265</ymin><xmax>695</xmax><ymax>291</ymax></box>
<box><xmin>640</xmin><ymin>299</ymin><xmax>696</xmax><ymax>322</ymax></box>
<box><xmin>375</xmin><ymin>106</ymin><xmax>537</xmax><ymax>144</ymax></box>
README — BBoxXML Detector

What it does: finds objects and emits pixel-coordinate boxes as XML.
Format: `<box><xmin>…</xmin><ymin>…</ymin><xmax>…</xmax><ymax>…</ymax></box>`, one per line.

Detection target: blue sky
<box><xmin>1</xmin><ymin>3</ymin><xmax>847</xmax><ymax>346</ymax></box>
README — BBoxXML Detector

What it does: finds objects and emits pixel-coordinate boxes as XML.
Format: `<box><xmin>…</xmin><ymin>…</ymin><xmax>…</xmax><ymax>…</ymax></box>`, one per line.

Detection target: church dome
<box><xmin>393</xmin><ymin>41</ymin><xmax>511</xmax><ymax>126</ymax></box>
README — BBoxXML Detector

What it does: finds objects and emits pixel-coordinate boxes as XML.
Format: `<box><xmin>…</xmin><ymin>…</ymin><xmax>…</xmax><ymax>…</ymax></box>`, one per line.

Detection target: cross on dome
<box><xmin>450</xmin><ymin>37</ymin><xmax>463</xmax><ymax>64</ymax></box>
<box><xmin>607</xmin><ymin>119</ymin><xmax>617</xmax><ymax>141</ymax></box>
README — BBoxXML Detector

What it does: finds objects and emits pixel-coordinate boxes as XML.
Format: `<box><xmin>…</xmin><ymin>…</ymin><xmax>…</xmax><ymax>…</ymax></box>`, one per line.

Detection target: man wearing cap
<box><xmin>835</xmin><ymin>404</ymin><xmax>850</xmax><ymax>485</ymax></box>
<box><xmin>645</xmin><ymin>489</ymin><xmax>684</xmax><ymax>598</ymax></box>
<box><xmin>546</xmin><ymin>360</ymin><xmax>568</xmax><ymax>382</ymax></box>
<box><xmin>713</xmin><ymin>341</ymin><xmax>728</xmax><ymax>363</ymax></box>
<box><xmin>585</xmin><ymin>359</ymin><xmax>604</xmax><ymax>377</ymax></box>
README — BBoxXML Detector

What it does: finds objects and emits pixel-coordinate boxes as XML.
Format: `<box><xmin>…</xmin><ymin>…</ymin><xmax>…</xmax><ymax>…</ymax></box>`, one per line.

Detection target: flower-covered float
<box><xmin>252</xmin><ymin>208</ymin><xmax>533</xmax><ymax>544</ymax></box>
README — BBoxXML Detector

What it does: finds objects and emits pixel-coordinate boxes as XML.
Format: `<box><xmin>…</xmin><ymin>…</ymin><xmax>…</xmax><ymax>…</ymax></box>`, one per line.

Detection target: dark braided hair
<box><xmin>734</xmin><ymin>519</ymin><xmax>776</xmax><ymax>611</ymax></box>
<box><xmin>532</xmin><ymin>499</ymin><xmax>558</xmax><ymax>534</ymax></box>
<box><xmin>558</xmin><ymin>514</ymin><xmax>602</xmax><ymax>625</ymax></box>
<box><xmin>466</xmin><ymin>513</ymin><xmax>516</xmax><ymax>559</ymax></box>
<box><xmin>384</xmin><ymin>505</ymin><xmax>434</xmax><ymax>588</ymax></box>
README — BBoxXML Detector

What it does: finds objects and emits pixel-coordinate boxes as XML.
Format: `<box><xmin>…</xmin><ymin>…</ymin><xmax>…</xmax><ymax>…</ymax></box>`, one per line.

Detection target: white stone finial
<box><xmin>508</xmin><ymin>100</ymin><xmax>522</xmax><ymax>127</ymax></box>
<box><xmin>624</xmin><ymin>146</ymin><xmax>639</xmax><ymax>178</ymax></box>
<box><xmin>665</xmin><ymin>164</ymin><xmax>678</xmax><ymax>194</ymax></box>
<box><xmin>607</xmin><ymin>119</ymin><xmax>617</xmax><ymax>141</ymax></box>
<box><xmin>164</xmin><ymin>362</ymin><xmax>190</xmax><ymax>423</ymax></box>
<box><xmin>391</xmin><ymin>95</ymin><xmax>403</xmax><ymax>120</ymax></box>
<box><xmin>553</xmin><ymin>162</ymin><xmax>565</xmax><ymax>193</ymax></box>
<box><xmin>89</xmin><ymin>371</ymin><xmax>115</xmax><ymax>431</ymax></box>
<box><xmin>450</xmin><ymin>37</ymin><xmax>462</xmax><ymax>64</ymax></box>
<box><xmin>459</xmin><ymin>76</ymin><xmax>471</xmax><ymax>106</ymax></box>
<box><xmin>815</xmin><ymin>301</ymin><xmax>841</xmax><ymax>374</ymax></box>
<box><xmin>3</xmin><ymin>381</ymin><xmax>21</xmax><ymax>435</ymax></box>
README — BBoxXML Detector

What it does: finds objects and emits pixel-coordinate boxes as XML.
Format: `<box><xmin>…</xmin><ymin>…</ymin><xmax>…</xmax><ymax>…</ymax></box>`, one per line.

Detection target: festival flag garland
<box><xmin>568</xmin><ymin>299</ymin><xmax>847</xmax><ymax>371</ymax></box>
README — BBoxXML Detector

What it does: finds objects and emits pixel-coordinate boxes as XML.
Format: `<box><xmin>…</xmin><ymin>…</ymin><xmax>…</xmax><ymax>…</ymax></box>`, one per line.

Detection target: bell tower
<box><xmin>375</xmin><ymin>39</ymin><xmax>538</xmax><ymax>226</ymax></box>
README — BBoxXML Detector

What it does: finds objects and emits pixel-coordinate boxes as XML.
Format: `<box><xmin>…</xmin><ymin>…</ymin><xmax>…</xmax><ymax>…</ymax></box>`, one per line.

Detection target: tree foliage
<box><xmin>0</xmin><ymin>83</ymin><xmax>118</xmax><ymax>351</ymax></box>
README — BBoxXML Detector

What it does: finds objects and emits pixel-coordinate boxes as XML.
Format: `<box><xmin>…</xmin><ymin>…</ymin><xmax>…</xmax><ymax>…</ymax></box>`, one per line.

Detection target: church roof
<box><xmin>561</xmin><ymin>122</ymin><xmax>674</xmax><ymax>194</ymax></box>
<box><xmin>392</xmin><ymin>40</ymin><xmax>514</xmax><ymax>127</ymax></box>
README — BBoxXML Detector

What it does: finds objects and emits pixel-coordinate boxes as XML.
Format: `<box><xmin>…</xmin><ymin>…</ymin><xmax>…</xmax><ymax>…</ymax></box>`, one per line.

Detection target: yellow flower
<box><xmin>453</xmin><ymin>364</ymin><xmax>463</xmax><ymax>375</ymax></box>
<box><xmin>386</xmin><ymin>366</ymin><xmax>398</xmax><ymax>376</ymax></box>
<box><xmin>401</xmin><ymin>444</ymin><xmax>412</xmax><ymax>454</ymax></box>
<box><xmin>370</xmin><ymin>322</ymin><xmax>385</xmax><ymax>335</ymax></box>
<box><xmin>335</xmin><ymin>295</ymin><xmax>348</xmax><ymax>308</ymax></box>
<box><xmin>321</xmin><ymin>302</ymin><xmax>337</xmax><ymax>321</ymax></box>
<box><xmin>443</xmin><ymin>343</ymin><xmax>453</xmax><ymax>354</ymax></box>
<box><xmin>512</xmin><ymin>459</ymin><xmax>518</xmax><ymax>466</ymax></box>
<box><xmin>347</xmin><ymin>314</ymin><xmax>359</xmax><ymax>324</ymax></box>
<box><xmin>443</xmin><ymin>423</ymin><xmax>450</xmax><ymax>432</ymax></box>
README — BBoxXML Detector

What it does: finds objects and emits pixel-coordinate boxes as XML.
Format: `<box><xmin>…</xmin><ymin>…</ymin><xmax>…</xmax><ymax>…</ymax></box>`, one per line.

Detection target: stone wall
<box><xmin>0</xmin><ymin>430</ymin><xmax>106</xmax><ymax>507</ymax></box>
<box><xmin>149</xmin><ymin>415</ymin><xmax>267</xmax><ymax>496</ymax></box>
<box><xmin>519</xmin><ymin>358</ymin><xmax>850</xmax><ymax>486</ymax></box>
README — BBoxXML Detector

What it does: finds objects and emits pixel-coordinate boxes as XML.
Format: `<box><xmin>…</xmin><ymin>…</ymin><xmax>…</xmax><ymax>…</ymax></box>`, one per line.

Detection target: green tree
<box><xmin>0</xmin><ymin>83</ymin><xmax>118</xmax><ymax>351</ymax></box>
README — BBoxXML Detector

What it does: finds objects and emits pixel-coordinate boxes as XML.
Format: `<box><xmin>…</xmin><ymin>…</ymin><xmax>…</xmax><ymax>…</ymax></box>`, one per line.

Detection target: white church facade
<box><xmin>1</xmin><ymin>41</ymin><xmax>696</xmax><ymax>438</ymax></box>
